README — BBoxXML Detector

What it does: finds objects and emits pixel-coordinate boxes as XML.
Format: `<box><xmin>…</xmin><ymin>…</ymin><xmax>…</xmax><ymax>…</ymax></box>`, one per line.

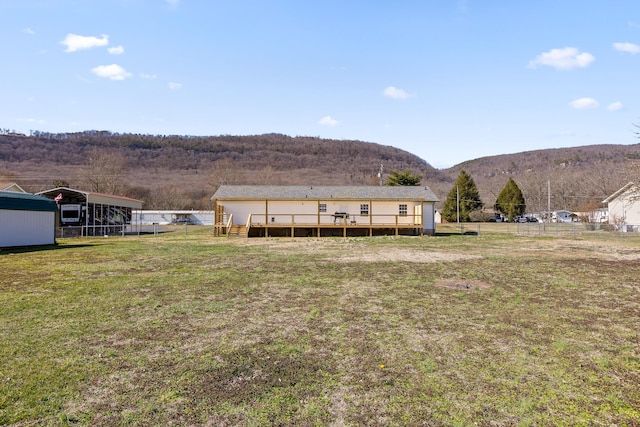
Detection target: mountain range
<box><xmin>1</xmin><ymin>131</ymin><xmax>638</xmax><ymax>212</ymax></box>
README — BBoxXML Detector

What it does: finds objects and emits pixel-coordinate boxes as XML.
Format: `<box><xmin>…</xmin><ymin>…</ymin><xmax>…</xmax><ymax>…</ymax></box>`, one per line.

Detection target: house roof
<box><xmin>212</xmin><ymin>185</ymin><xmax>439</xmax><ymax>202</ymax></box>
<box><xmin>0</xmin><ymin>182</ymin><xmax>27</xmax><ymax>193</ymax></box>
<box><xmin>36</xmin><ymin>187</ymin><xmax>144</xmax><ymax>209</ymax></box>
<box><xmin>602</xmin><ymin>182</ymin><xmax>637</xmax><ymax>204</ymax></box>
<box><xmin>0</xmin><ymin>191</ymin><xmax>58</xmax><ymax>212</ymax></box>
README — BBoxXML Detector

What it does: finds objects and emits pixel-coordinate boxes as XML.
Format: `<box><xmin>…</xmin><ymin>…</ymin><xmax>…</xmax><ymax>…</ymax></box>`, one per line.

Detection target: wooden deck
<box><xmin>243</xmin><ymin>220</ymin><xmax>422</xmax><ymax>238</ymax></box>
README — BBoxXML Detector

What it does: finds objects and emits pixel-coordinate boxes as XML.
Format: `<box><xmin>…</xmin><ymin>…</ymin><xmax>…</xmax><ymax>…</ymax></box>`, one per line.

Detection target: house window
<box><xmin>319</xmin><ymin>203</ymin><xmax>327</xmax><ymax>213</ymax></box>
<box><xmin>360</xmin><ymin>204</ymin><xmax>369</xmax><ymax>215</ymax></box>
<box><xmin>399</xmin><ymin>204</ymin><xmax>408</xmax><ymax>217</ymax></box>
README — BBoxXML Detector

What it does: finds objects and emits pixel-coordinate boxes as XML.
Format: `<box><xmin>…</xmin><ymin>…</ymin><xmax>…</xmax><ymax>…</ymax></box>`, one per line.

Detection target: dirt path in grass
<box><xmin>239</xmin><ymin>238</ymin><xmax>482</xmax><ymax>263</ymax></box>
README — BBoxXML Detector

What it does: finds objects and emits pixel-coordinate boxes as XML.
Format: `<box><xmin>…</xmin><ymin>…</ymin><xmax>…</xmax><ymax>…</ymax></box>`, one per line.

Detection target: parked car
<box><xmin>172</xmin><ymin>217</ymin><xmax>191</xmax><ymax>224</ymax></box>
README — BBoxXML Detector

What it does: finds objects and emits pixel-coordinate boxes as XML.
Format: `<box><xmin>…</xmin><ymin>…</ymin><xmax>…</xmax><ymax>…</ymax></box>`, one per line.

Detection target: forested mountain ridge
<box><xmin>0</xmin><ymin>132</ymin><xmax>440</xmax><ymax>208</ymax></box>
<box><xmin>439</xmin><ymin>143</ymin><xmax>640</xmax><ymax>215</ymax></box>
<box><xmin>1</xmin><ymin>131</ymin><xmax>639</xmax><ymax>211</ymax></box>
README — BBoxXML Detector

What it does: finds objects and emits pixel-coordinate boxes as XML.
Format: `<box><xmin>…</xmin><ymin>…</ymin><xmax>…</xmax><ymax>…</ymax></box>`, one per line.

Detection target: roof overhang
<box><xmin>602</xmin><ymin>182</ymin><xmax>637</xmax><ymax>204</ymax></box>
<box><xmin>212</xmin><ymin>185</ymin><xmax>440</xmax><ymax>203</ymax></box>
<box><xmin>36</xmin><ymin>187</ymin><xmax>143</xmax><ymax>209</ymax></box>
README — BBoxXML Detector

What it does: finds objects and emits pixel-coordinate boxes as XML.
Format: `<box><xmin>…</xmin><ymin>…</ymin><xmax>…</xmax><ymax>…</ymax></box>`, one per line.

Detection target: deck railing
<box><xmin>250</xmin><ymin>213</ymin><xmax>422</xmax><ymax>227</ymax></box>
<box><xmin>225</xmin><ymin>213</ymin><xmax>234</xmax><ymax>237</ymax></box>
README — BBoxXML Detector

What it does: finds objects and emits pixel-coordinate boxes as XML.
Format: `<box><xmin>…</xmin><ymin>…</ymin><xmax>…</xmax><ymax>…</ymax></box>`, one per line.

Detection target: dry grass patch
<box><xmin>2</xmin><ymin>231</ymin><xmax>640</xmax><ymax>426</ymax></box>
<box><xmin>435</xmin><ymin>279</ymin><xmax>492</xmax><ymax>291</ymax></box>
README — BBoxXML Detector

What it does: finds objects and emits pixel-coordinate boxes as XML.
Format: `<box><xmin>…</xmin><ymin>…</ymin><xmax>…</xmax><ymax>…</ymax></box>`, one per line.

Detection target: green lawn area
<box><xmin>1</xmin><ymin>227</ymin><xmax>639</xmax><ymax>426</ymax></box>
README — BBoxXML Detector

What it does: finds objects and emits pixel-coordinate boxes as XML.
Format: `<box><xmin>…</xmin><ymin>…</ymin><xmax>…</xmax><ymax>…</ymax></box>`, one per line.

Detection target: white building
<box><xmin>552</xmin><ymin>210</ymin><xmax>576</xmax><ymax>223</ymax></box>
<box><xmin>212</xmin><ymin>185</ymin><xmax>439</xmax><ymax>237</ymax></box>
<box><xmin>131</xmin><ymin>210</ymin><xmax>214</xmax><ymax>225</ymax></box>
<box><xmin>603</xmin><ymin>182</ymin><xmax>640</xmax><ymax>228</ymax></box>
<box><xmin>0</xmin><ymin>191</ymin><xmax>58</xmax><ymax>247</ymax></box>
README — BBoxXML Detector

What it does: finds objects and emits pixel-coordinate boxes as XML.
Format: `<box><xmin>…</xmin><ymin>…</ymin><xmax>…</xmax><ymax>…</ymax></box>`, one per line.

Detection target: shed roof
<box><xmin>212</xmin><ymin>185</ymin><xmax>439</xmax><ymax>202</ymax></box>
<box><xmin>36</xmin><ymin>187</ymin><xmax>143</xmax><ymax>209</ymax></box>
<box><xmin>0</xmin><ymin>191</ymin><xmax>58</xmax><ymax>212</ymax></box>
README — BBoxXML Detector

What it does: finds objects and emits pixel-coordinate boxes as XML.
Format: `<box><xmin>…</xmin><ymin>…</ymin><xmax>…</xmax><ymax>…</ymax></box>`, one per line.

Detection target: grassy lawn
<box><xmin>1</xmin><ymin>227</ymin><xmax>639</xmax><ymax>426</ymax></box>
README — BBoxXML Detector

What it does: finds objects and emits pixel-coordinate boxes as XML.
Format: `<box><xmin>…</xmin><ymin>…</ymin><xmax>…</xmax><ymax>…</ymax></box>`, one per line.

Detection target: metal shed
<box><xmin>0</xmin><ymin>191</ymin><xmax>58</xmax><ymax>247</ymax></box>
<box><xmin>36</xmin><ymin>187</ymin><xmax>143</xmax><ymax>237</ymax></box>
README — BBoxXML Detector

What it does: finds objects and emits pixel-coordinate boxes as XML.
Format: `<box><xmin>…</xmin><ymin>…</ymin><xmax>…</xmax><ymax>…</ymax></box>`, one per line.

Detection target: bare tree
<box><xmin>146</xmin><ymin>186</ymin><xmax>190</xmax><ymax>209</ymax></box>
<box><xmin>519</xmin><ymin>171</ymin><xmax>550</xmax><ymax>214</ymax></box>
<box><xmin>77</xmin><ymin>148</ymin><xmax>128</xmax><ymax>194</ymax></box>
<box><xmin>211</xmin><ymin>158</ymin><xmax>246</xmax><ymax>188</ymax></box>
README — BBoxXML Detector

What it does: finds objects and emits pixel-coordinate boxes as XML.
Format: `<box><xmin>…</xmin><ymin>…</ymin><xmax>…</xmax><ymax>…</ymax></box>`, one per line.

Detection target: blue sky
<box><xmin>2</xmin><ymin>0</ymin><xmax>639</xmax><ymax>168</ymax></box>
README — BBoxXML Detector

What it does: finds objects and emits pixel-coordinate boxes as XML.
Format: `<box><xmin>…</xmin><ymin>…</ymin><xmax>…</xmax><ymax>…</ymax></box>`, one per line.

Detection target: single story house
<box><xmin>0</xmin><ymin>191</ymin><xmax>58</xmax><ymax>248</ymax></box>
<box><xmin>212</xmin><ymin>185</ymin><xmax>439</xmax><ymax>237</ymax></box>
<box><xmin>603</xmin><ymin>182</ymin><xmax>640</xmax><ymax>228</ymax></box>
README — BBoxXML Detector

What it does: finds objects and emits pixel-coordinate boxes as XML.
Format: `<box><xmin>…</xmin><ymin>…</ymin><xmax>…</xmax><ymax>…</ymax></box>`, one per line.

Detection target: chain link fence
<box><xmin>437</xmin><ymin>222</ymin><xmax>640</xmax><ymax>240</ymax></box>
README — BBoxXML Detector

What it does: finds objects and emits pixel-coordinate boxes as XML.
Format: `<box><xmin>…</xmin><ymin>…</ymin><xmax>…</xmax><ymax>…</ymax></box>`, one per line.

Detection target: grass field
<box><xmin>1</xmin><ymin>227</ymin><xmax>639</xmax><ymax>426</ymax></box>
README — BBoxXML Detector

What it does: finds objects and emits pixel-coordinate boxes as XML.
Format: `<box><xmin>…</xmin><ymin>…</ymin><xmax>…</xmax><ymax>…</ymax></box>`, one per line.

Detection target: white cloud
<box><xmin>608</xmin><ymin>102</ymin><xmax>623</xmax><ymax>111</ymax></box>
<box><xmin>91</xmin><ymin>64</ymin><xmax>132</xmax><ymax>80</ymax></box>
<box><xmin>166</xmin><ymin>0</ymin><xmax>180</xmax><ymax>4</ymax></box>
<box><xmin>613</xmin><ymin>42</ymin><xmax>640</xmax><ymax>54</ymax></box>
<box><xmin>383</xmin><ymin>86</ymin><xmax>412</xmax><ymax>100</ymax></box>
<box><xmin>18</xmin><ymin>117</ymin><xmax>45</xmax><ymax>125</ymax></box>
<box><xmin>318</xmin><ymin>115</ymin><xmax>339</xmax><ymax>127</ymax></box>
<box><xmin>139</xmin><ymin>73</ymin><xmax>157</xmax><ymax>80</ymax></box>
<box><xmin>569</xmin><ymin>97</ymin><xmax>599</xmax><ymax>109</ymax></box>
<box><xmin>23</xmin><ymin>27</ymin><xmax>35</xmax><ymax>35</ymax></box>
<box><xmin>61</xmin><ymin>33</ymin><xmax>109</xmax><ymax>52</ymax></box>
<box><xmin>528</xmin><ymin>47</ymin><xmax>595</xmax><ymax>70</ymax></box>
<box><xmin>168</xmin><ymin>82</ymin><xmax>183</xmax><ymax>90</ymax></box>
<box><xmin>108</xmin><ymin>45</ymin><xmax>125</xmax><ymax>55</ymax></box>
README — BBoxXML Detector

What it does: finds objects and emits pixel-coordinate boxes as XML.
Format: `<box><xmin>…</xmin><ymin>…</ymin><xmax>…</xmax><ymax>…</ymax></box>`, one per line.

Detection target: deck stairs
<box><xmin>227</xmin><ymin>224</ymin><xmax>247</xmax><ymax>237</ymax></box>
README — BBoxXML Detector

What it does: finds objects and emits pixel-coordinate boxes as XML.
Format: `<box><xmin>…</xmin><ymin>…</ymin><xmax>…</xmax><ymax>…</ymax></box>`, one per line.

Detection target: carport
<box><xmin>36</xmin><ymin>187</ymin><xmax>143</xmax><ymax>236</ymax></box>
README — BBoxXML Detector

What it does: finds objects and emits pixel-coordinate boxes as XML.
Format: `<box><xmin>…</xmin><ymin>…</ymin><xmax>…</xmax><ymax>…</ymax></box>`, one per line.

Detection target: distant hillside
<box><xmin>2</xmin><ymin>131</ymin><xmax>638</xmax><ymax>212</ymax></box>
<box><xmin>438</xmin><ymin>144</ymin><xmax>640</xmax><ymax>214</ymax></box>
<box><xmin>0</xmin><ymin>132</ymin><xmax>441</xmax><ymax>209</ymax></box>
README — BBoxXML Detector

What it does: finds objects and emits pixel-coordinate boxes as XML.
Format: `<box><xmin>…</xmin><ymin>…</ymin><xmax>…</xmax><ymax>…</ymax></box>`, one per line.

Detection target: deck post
<box><xmin>264</xmin><ymin>199</ymin><xmax>268</xmax><ymax>238</ymax></box>
<box><xmin>395</xmin><ymin>215</ymin><xmax>399</xmax><ymax>236</ymax></box>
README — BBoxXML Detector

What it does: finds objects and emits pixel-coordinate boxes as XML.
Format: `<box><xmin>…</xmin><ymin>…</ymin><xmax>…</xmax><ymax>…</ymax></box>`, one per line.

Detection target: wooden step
<box><xmin>228</xmin><ymin>224</ymin><xmax>247</xmax><ymax>237</ymax></box>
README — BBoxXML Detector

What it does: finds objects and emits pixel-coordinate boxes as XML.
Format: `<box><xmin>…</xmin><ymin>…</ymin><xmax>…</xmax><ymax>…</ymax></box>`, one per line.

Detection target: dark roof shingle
<box><xmin>213</xmin><ymin>185</ymin><xmax>439</xmax><ymax>202</ymax></box>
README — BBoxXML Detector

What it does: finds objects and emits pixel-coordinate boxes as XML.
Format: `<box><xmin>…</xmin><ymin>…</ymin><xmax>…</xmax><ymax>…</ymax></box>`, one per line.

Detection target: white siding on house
<box><xmin>609</xmin><ymin>196</ymin><xmax>640</xmax><ymax>225</ymax></box>
<box><xmin>0</xmin><ymin>210</ymin><xmax>55</xmax><ymax>247</ymax></box>
<box><xmin>225</xmin><ymin>200</ymin><xmax>427</xmax><ymax>227</ymax></box>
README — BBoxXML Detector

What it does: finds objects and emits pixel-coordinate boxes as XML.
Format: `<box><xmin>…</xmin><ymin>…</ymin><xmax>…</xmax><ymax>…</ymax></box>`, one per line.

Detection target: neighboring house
<box><xmin>131</xmin><ymin>210</ymin><xmax>214</xmax><ymax>225</ymax></box>
<box><xmin>212</xmin><ymin>185</ymin><xmax>439</xmax><ymax>237</ymax></box>
<box><xmin>0</xmin><ymin>191</ymin><xmax>58</xmax><ymax>248</ymax></box>
<box><xmin>574</xmin><ymin>208</ymin><xmax>608</xmax><ymax>223</ymax></box>
<box><xmin>0</xmin><ymin>182</ymin><xmax>27</xmax><ymax>193</ymax></box>
<box><xmin>551</xmin><ymin>210</ymin><xmax>576</xmax><ymax>223</ymax></box>
<box><xmin>603</xmin><ymin>182</ymin><xmax>640</xmax><ymax>228</ymax></box>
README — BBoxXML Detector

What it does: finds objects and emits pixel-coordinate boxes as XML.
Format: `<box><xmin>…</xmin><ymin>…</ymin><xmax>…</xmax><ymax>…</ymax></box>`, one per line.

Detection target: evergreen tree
<box><xmin>385</xmin><ymin>169</ymin><xmax>423</xmax><ymax>186</ymax></box>
<box><xmin>442</xmin><ymin>170</ymin><xmax>483</xmax><ymax>222</ymax></box>
<box><xmin>495</xmin><ymin>177</ymin><xmax>526</xmax><ymax>221</ymax></box>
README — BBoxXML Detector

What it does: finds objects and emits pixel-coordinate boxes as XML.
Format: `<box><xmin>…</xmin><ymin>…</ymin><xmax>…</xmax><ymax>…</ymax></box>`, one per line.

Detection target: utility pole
<box><xmin>456</xmin><ymin>185</ymin><xmax>460</xmax><ymax>225</ymax></box>
<box><xmin>547</xmin><ymin>180</ymin><xmax>551</xmax><ymax>223</ymax></box>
